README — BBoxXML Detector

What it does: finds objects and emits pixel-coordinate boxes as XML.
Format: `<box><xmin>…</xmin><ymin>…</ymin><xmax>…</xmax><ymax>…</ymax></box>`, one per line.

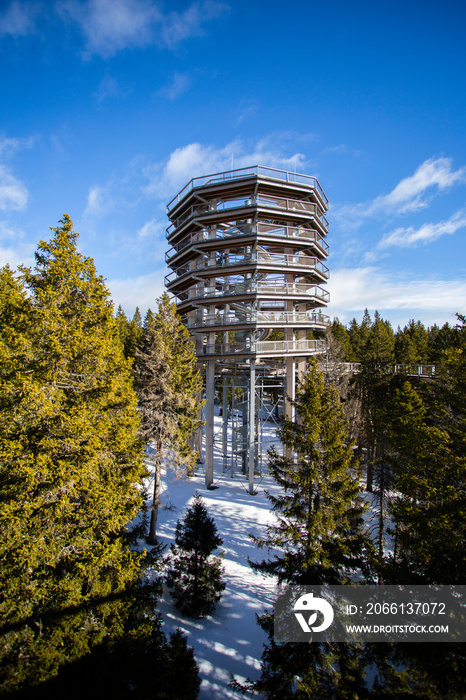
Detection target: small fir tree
<box><xmin>166</xmin><ymin>495</ymin><xmax>225</xmax><ymax>618</ymax></box>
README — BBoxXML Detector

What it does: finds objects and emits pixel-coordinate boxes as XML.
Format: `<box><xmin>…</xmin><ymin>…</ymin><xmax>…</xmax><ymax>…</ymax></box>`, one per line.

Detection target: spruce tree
<box><xmin>354</xmin><ymin>312</ymin><xmax>396</xmax><ymax>568</ymax></box>
<box><xmin>124</xmin><ymin>306</ymin><xmax>143</xmax><ymax>360</ymax></box>
<box><xmin>0</xmin><ymin>218</ymin><xmax>198</xmax><ymax>695</ymax></box>
<box><xmin>115</xmin><ymin>303</ymin><xmax>129</xmax><ymax>351</ymax></box>
<box><xmin>133</xmin><ymin>293</ymin><xmax>203</xmax><ymax>543</ymax></box>
<box><xmin>243</xmin><ymin>360</ymin><xmax>372</xmax><ymax>698</ymax></box>
<box><xmin>166</xmin><ymin>494</ymin><xmax>225</xmax><ymax>617</ymax></box>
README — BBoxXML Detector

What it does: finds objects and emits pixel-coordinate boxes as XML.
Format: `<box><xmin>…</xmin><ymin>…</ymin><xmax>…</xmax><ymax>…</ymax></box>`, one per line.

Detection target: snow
<box><xmin>150</xmin><ymin>411</ymin><xmax>283</xmax><ymax>700</ymax></box>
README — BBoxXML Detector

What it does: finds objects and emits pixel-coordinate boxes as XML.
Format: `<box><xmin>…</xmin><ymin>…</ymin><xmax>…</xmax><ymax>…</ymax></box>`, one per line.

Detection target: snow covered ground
<box><xmin>151</xmin><ymin>411</ymin><xmax>283</xmax><ymax>700</ymax></box>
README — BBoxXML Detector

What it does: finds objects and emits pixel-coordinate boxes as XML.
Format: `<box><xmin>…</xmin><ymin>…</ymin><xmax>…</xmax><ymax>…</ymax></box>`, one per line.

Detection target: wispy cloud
<box><xmin>380</xmin><ymin>209</ymin><xmax>466</xmax><ymax>248</ymax></box>
<box><xmin>328</xmin><ymin>266</ymin><xmax>466</xmax><ymax>326</ymax></box>
<box><xmin>156</xmin><ymin>72</ymin><xmax>191</xmax><ymax>100</ymax></box>
<box><xmin>333</xmin><ymin>157</ymin><xmax>466</xmax><ymax>228</ymax></box>
<box><xmin>0</xmin><ymin>165</ymin><xmax>28</xmax><ymax>211</ymax></box>
<box><xmin>84</xmin><ymin>184</ymin><xmax>113</xmax><ymax>217</ymax></box>
<box><xmin>158</xmin><ymin>0</ymin><xmax>228</xmax><ymax>50</ymax></box>
<box><xmin>95</xmin><ymin>74</ymin><xmax>127</xmax><ymax>101</ymax></box>
<box><xmin>235</xmin><ymin>98</ymin><xmax>259</xmax><ymax>125</ymax></box>
<box><xmin>0</xmin><ymin>134</ymin><xmax>35</xmax><ymax>157</ymax></box>
<box><xmin>58</xmin><ymin>0</ymin><xmax>229</xmax><ymax>58</ymax></box>
<box><xmin>0</xmin><ymin>1</ymin><xmax>42</xmax><ymax>37</ymax></box>
<box><xmin>137</xmin><ymin>217</ymin><xmax>165</xmax><ymax>239</ymax></box>
<box><xmin>0</xmin><ymin>223</ymin><xmax>35</xmax><ymax>267</ymax></box>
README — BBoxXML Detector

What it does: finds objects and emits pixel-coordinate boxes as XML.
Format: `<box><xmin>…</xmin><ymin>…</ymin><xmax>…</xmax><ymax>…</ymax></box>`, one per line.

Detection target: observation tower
<box><xmin>165</xmin><ymin>166</ymin><xmax>330</xmax><ymax>492</ymax></box>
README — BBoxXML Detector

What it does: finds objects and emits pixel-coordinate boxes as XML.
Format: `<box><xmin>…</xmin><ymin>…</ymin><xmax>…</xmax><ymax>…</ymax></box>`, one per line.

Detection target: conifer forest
<box><xmin>1</xmin><ymin>217</ymin><xmax>465</xmax><ymax>698</ymax></box>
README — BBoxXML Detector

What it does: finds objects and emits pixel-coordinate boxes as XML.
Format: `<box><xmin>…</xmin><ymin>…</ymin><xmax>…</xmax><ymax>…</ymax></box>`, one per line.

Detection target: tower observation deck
<box><xmin>165</xmin><ymin>165</ymin><xmax>330</xmax><ymax>492</ymax></box>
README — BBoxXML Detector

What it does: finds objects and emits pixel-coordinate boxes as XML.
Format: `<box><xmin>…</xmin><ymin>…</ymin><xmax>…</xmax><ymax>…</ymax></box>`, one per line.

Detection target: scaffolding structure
<box><xmin>165</xmin><ymin>166</ymin><xmax>330</xmax><ymax>492</ymax></box>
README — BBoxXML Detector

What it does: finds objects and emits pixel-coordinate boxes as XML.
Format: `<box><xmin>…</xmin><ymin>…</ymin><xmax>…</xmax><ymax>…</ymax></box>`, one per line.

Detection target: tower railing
<box><xmin>185</xmin><ymin>310</ymin><xmax>330</xmax><ymax>329</ymax></box>
<box><xmin>165</xmin><ymin>223</ymin><xmax>329</xmax><ymax>263</ymax></box>
<box><xmin>164</xmin><ymin>252</ymin><xmax>329</xmax><ymax>285</ymax></box>
<box><xmin>167</xmin><ymin>165</ymin><xmax>328</xmax><ymax>211</ymax></box>
<box><xmin>166</xmin><ymin>193</ymin><xmax>329</xmax><ymax>238</ymax></box>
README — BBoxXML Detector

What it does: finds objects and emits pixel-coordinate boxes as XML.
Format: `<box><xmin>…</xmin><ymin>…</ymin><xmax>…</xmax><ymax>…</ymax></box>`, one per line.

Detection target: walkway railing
<box><xmin>179</xmin><ymin>281</ymin><xmax>330</xmax><ymax>304</ymax></box>
<box><xmin>319</xmin><ymin>362</ymin><xmax>436</xmax><ymax>378</ymax></box>
<box><xmin>186</xmin><ymin>310</ymin><xmax>330</xmax><ymax>329</ymax></box>
<box><xmin>165</xmin><ymin>223</ymin><xmax>328</xmax><ymax>263</ymax></box>
<box><xmin>167</xmin><ymin>165</ymin><xmax>328</xmax><ymax>211</ymax></box>
<box><xmin>166</xmin><ymin>193</ymin><xmax>328</xmax><ymax>238</ymax></box>
<box><xmin>164</xmin><ymin>252</ymin><xmax>329</xmax><ymax>285</ymax></box>
<box><xmin>201</xmin><ymin>338</ymin><xmax>327</xmax><ymax>357</ymax></box>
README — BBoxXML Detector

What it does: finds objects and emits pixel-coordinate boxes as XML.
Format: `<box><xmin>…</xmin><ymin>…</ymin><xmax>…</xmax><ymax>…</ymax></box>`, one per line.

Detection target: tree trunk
<box><xmin>147</xmin><ymin>439</ymin><xmax>162</xmax><ymax>544</ymax></box>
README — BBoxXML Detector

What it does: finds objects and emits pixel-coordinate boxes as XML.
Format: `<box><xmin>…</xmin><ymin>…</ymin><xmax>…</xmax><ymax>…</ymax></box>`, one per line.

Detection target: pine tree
<box><xmin>133</xmin><ymin>292</ymin><xmax>203</xmax><ymax>543</ymax></box>
<box><xmin>242</xmin><ymin>360</ymin><xmax>372</xmax><ymax>698</ymax></box>
<box><xmin>0</xmin><ymin>217</ymin><xmax>182</xmax><ymax>694</ymax></box>
<box><xmin>166</xmin><ymin>494</ymin><xmax>225</xmax><ymax>617</ymax></box>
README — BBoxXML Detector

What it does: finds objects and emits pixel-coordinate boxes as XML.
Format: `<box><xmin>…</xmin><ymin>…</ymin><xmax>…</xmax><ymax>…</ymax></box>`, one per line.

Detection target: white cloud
<box><xmin>84</xmin><ymin>184</ymin><xmax>113</xmax><ymax>217</ymax></box>
<box><xmin>59</xmin><ymin>0</ymin><xmax>160</xmax><ymax>57</ymax></box>
<box><xmin>333</xmin><ymin>157</ymin><xmax>466</xmax><ymax>228</ymax></box>
<box><xmin>95</xmin><ymin>74</ymin><xmax>127</xmax><ymax>101</ymax></box>
<box><xmin>137</xmin><ymin>217</ymin><xmax>165</xmax><ymax>239</ymax></box>
<box><xmin>59</xmin><ymin>0</ymin><xmax>229</xmax><ymax>58</ymax></box>
<box><xmin>0</xmin><ymin>1</ymin><xmax>42</xmax><ymax>37</ymax></box>
<box><xmin>158</xmin><ymin>0</ymin><xmax>228</xmax><ymax>49</ymax></box>
<box><xmin>106</xmin><ymin>270</ymin><xmax>167</xmax><ymax>316</ymax></box>
<box><xmin>145</xmin><ymin>136</ymin><xmax>311</xmax><ymax>200</ymax></box>
<box><xmin>373</xmin><ymin>157</ymin><xmax>466</xmax><ymax>215</ymax></box>
<box><xmin>380</xmin><ymin>210</ymin><xmax>466</xmax><ymax>248</ymax></box>
<box><xmin>156</xmin><ymin>72</ymin><xmax>191</xmax><ymax>100</ymax></box>
<box><xmin>0</xmin><ymin>165</ymin><xmax>28</xmax><ymax>211</ymax></box>
<box><xmin>0</xmin><ymin>241</ymin><xmax>36</xmax><ymax>269</ymax></box>
<box><xmin>235</xmin><ymin>98</ymin><xmax>259</xmax><ymax>125</ymax></box>
<box><xmin>0</xmin><ymin>135</ymin><xmax>35</xmax><ymax>157</ymax></box>
<box><xmin>328</xmin><ymin>266</ymin><xmax>466</xmax><ymax>326</ymax></box>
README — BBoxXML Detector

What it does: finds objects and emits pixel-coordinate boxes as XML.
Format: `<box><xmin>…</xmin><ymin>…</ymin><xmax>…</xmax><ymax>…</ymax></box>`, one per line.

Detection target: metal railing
<box><xmin>165</xmin><ymin>223</ymin><xmax>329</xmax><ymax>263</ymax></box>
<box><xmin>166</xmin><ymin>192</ymin><xmax>328</xmax><ymax>238</ymax></box>
<box><xmin>394</xmin><ymin>364</ymin><xmax>436</xmax><ymax>377</ymax></box>
<box><xmin>185</xmin><ymin>310</ymin><xmax>330</xmax><ymax>329</ymax></box>
<box><xmin>200</xmin><ymin>338</ymin><xmax>327</xmax><ymax>357</ymax></box>
<box><xmin>178</xmin><ymin>281</ymin><xmax>329</xmax><ymax>303</ymax></box>
<box><xmin>167</xmin><ymin>165</ymin><xmax>328</xmax><ymax>211</ymax></box>
<box><xmin>164</xmin><ymin>252</ymin><xmax>329</xmax><ymax>285</ymax></box>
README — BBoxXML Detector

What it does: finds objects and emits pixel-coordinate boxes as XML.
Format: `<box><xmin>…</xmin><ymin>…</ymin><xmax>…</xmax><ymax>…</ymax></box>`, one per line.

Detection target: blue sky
<box><xmin>1</xmin><ymin>0</ymin><xmax>465</xmax><ymax>329</ymax></box>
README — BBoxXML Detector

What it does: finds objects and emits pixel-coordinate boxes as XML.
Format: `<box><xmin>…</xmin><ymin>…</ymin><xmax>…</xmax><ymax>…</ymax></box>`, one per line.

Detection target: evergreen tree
<box><xmin>251</xmin><ymin>359</ymin><xmax>371</xmax><ymax>585</ymax></box>
<box><xmin>143</xmin><ymin>307</ymin><xmax>155</xmax><ymax>331</ymax></box>
<box><xmin>166</xmin><ymin>494</ymin><xmax>225</xmax><ymax>618</ymax></box>
<box><xmin>242</xmin><ymin>360</ymin><xmax>372</xmax><ymax>697</ymax></box>
<box><xmin>115</xmin><ymin>303</ymin><xmax>129</xmax><ymax>351</ymax></box>
<box><xmin>373</xmin><ymin>375</ymin><xmax>466</xmax><ymax>699</ymax></box>
<box><xmin>347</xmin><ymin>308</ymin><xmax>371</xmax><ymax>361</ymax></box>
<box><xmin>394</xmin><ymin>319</ymin><xmax>429</xmax><ymax>365</ymax></box>
<box><xmin>133</xmin><ymin>292</ymin><xmax>203</xmax><ymax>543</ymax></box>
<box><xmin>329</xmin><ymin>317</ymin><xmax>354</xmax><ymax>362</ymax></box>
<box><xmin>0</xmin><ymin>217</ymin><xmax>200</xmax><ymax>696</ymax></box>
<box><xmin>124</xmin><ymin>306</ymin><xmax>143</xmax><ymax>360</ymax></box>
